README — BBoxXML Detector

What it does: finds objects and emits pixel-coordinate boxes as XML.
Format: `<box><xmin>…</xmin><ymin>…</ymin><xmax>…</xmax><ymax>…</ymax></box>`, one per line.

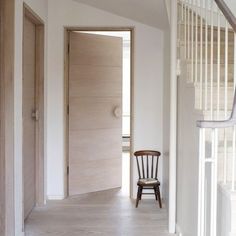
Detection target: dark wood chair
<box><xmin>134</xmin><ymin>150</ymin><xmax>162</xmax><ymax>208</ymax></box>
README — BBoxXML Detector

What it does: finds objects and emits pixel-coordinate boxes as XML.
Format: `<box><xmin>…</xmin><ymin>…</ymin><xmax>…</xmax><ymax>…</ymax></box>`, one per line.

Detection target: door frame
<box><xmin>64</xmin><ymin>27</ymin><xmax>134</xmax><ymax>198</ymax></box>
<box><xmin>23</xmin><ymin>4</ymin><xmax>45</xmax><ymax>208</ymax></box>
<box><xmin>169</xmin><ymin>1</ymin><xmax>177</xmax><ymax>233</ymax></box>
<box><xmin>0</xmin><ymin>0</ymin><xmax>15</xmax><ymax>235</ymax></box>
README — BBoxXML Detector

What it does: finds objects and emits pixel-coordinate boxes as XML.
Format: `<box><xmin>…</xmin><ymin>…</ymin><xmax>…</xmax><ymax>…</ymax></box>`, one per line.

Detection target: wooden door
<box><xmin>23</xmin><ymin>16</ymin><xmax>36</xmax><ymax>219</ymax></box>
<box><xmin>68</xmin><ymin>32</ymin><xmax>122</xmax><ymax>196</ymax></box>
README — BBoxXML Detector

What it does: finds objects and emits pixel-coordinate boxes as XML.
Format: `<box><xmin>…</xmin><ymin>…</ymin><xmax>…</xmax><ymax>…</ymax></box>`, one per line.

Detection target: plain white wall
<box><xmin>217</xmin><ymin>185</ymin><xmax>232</xmax><ymax>236</ymax></box>
<box><xmin>47</xmin><ymin>0</ymin><xmax>164</xmax><ymax>199</ymax></box>
<box><xmin>176</xmin><ymin>62</ymin><xmax>203</xmax><ymax>236</ymax></box>
<box><xmin>224</xmin><ymin>0</ymin><xmax>236</xmax><ymax>16</ymax></box>
<box><xmin>14</xmin><ymin>0</ymin><xmax>48</xmax><ymax>234</ymax></box>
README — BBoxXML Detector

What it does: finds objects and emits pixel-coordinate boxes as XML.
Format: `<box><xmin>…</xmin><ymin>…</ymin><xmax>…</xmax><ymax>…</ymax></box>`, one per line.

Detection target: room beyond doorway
<box><xmin>65</xmin><ymin>28</ymin><xmax>133</xmax><ymax>198</ymax></box>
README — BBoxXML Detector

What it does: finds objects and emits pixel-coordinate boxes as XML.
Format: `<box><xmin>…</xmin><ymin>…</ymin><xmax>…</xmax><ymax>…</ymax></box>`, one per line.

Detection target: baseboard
<box><xmin>47</xmin><ymin>195</ymin><xmax>65</xmax><ymax>200</ymax></box>
<box><xmin>176</xmin><ymin>224</ymin><xmax>183</xmax><ymax>236</ymax></box>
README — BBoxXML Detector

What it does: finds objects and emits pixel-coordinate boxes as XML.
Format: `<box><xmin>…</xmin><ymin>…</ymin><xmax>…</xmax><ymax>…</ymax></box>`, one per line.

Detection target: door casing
<box><xmin>0</xmin><ymin>0</ymin><xmax>15</xmax><ymax>235</ymax></box>
<box><xmin>64</xmin><ymin>27</ymin><xmax>134</xmax><ymax>198</ymax></box>
<box><xmin>23</xmin><ymin>4</ymin><xmax>45</xmax><ymax>211</ymax></box>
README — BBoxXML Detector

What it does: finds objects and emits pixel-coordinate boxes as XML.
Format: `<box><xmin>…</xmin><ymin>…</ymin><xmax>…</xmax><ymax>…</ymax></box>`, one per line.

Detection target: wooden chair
<box><xmin>134</xmin><ymin>150</ymin><xmax>162</xmax><ymax>208</ymax></box>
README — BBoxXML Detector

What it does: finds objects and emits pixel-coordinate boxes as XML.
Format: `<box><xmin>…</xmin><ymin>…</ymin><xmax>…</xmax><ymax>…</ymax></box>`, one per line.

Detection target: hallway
<box><xmin>25</xmin><ymin>189</ymin><xmax>172</xmax><ymax>236</ymax></box>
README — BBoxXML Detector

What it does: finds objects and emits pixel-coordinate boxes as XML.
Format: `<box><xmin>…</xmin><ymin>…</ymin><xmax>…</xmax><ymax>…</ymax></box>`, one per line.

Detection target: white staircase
<box><xmin>178</xmin><ymin>1</ymin><xmax>236</xmax><ymax>235</ymax></box>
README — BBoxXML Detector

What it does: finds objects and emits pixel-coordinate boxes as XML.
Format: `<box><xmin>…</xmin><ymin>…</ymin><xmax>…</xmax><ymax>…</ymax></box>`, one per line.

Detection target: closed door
<box><xmin>68</xmin><ymin>32</ymin><xmax>123</xmax><ymax>196</ymax></box>
<box><xmin>23</xmin><ymin>16</ymin><xmax>36</xmax><ymax>219</ymax></box>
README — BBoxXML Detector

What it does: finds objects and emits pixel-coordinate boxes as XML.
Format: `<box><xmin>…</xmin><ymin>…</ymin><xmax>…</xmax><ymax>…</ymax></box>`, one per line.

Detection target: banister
<box><xmin>194</xmin><ymin>1</ymin><xmax>236</xmax><ymax>235</ymax></box>
<box><xmin>197</xmin><ymin>88</ymin><xmax>236</xmax><ymax>128</ymax></box>
<box><xmin>197</xmin><ymin>0</ymin><xmax>236</xmax><ymax>129</ymax></box>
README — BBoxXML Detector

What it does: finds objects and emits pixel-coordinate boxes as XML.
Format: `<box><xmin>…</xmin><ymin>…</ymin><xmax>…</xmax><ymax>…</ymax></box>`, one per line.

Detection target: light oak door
<box><xmin>23</xmin><ymin>16</ymin><xmax>37</xmax><ymax>219</ymax></box>
<box><xmin>68</xmin><ymin>32</ymin><xmax>122</xmax><ymax>196</ymax></box>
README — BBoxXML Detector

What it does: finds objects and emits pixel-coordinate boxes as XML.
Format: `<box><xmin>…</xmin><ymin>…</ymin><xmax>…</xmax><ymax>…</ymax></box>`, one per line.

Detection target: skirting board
<box><xmin>47</xmin><ymin>195</ymin><xmax>65</xmax><ymax>200</ymax></box>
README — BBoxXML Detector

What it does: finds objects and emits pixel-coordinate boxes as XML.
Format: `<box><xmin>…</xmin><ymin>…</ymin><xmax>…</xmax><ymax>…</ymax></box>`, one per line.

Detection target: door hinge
<box><xmin>68</xmin><ymin>44</ymin><xmax>70</xmax><ymax>54</ymax></box>
<box><xmin>67</xmin><ymin>105</ymin><xmax>69</xmax><ymax>114</ymax></box>
<box><xmin>177</xmin><ymin>39</ymin><xmax>181</xmax><ymax>48</ymax></box>
<box><xmin>32</xmin><ymin>109</ymin><xmax>39</xmax><ymax>121</ymax></box>
<box><xmin>67</xmin><ymin>166</ymin><xmax>69</xmax><ymax>175</ymax></box>
<box><xmin>176</xmin><ymin>59</ymin><xmax>181</xmax><ymax>76</ymax></box>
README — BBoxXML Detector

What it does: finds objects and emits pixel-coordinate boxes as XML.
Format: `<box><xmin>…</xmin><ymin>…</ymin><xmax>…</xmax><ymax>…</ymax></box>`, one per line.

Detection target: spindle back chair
<box><xmin>134</xmin><ymin>150</ymin><xmax>162</xmax><ymax>208</ymax></box>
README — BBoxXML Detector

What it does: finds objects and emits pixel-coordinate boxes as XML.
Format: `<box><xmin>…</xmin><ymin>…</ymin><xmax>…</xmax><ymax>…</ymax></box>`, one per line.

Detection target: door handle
<box><xmin>32</xmin><ymin>110</ymin><xmax>39</xmax><ymax>121</ymax></box>
<box><xmin>113</xmin><ymin>106</ymin><xmax>122</xmax><ymax>118</ymax></box>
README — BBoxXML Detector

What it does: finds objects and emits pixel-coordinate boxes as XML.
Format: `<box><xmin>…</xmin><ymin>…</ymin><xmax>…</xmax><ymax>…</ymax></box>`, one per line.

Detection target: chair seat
<box><xmin>138</xmin><ymin>178</ymin><xmax>160</xmax><ymax>186</ymax></box>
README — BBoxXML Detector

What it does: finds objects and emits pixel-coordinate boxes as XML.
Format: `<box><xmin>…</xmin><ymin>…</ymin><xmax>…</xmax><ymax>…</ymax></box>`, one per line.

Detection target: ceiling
<box><xmin>224</xmin><ymin>0</ymin><xmax>236</xmax><ymax>16</ymax></box>
<box><xmin>73</xmin><ymin>0</ymin><xmax>169</xmax><ymax>29</ymax></box>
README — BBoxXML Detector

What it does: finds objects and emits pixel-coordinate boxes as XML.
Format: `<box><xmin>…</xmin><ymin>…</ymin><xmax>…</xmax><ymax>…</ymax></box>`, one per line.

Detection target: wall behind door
<box><xmin>47</xmin><ymin>0</ymin><xmax>165</xmax><ymax>199</ymax></box>
<box><xmin>14</xmin><ymin>0</ymin><xmax>48</xmax><ymax>234</ymax></box>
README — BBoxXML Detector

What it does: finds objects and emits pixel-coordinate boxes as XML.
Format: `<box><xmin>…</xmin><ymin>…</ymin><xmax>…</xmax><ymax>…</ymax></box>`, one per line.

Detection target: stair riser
<box><xmin>203</xmin><ymin>115</ymin><xmax>232</xmax><ymax>124</ymax></box>
<box><xmin>195</xmin><ymin>87</ymin><xmax>234</xmax><ymax>109</ymax></box>
<box><xmin>179</xmin><ymin>24</ymin><xmax>235</xmax><ymax>43</ymax></box>
<box><xmin>195</xmin><ymin>101</ymin><xmax>233</xmax><ymax>110</ymax></box>
<box><xmin>205</xmin><ymin>127</ymin><xmax>233</xmax><ymax>136</ymax></box>
<box><xmin>179</xmin><ymin>37</ymin><xmax>234</xmax><ymax>63</ymax></box>
<box><xmin>186</xmin><ymin>64</ymin><xmax>234</xmax><ymax>82</ymax></box>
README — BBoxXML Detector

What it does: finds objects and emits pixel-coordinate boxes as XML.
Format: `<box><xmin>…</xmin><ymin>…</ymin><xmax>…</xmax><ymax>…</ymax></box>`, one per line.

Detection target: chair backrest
<box><xmin>134</xmin><ymin>150</ymin><xmax>161</xmax><ymax>180</ymax></box>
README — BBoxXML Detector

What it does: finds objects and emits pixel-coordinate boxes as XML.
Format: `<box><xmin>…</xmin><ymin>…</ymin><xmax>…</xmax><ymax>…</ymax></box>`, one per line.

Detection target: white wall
<box><xmin>218</xmin><ymin>184</ymin><xmax>236</xmax><ymax>236</ymax></box>
<box><xmin>47</xmin><ymin>0</ymin><xmax>164</xmax><ymax>199</ymax></box>
<box><xmin>176</xmin><ymin>62</ymin><xmax>203</xmax><ymax>236</ymax></box>
<box><xmin>224</xmin><ymin>0</ymin><xmax>236</xmax><ymax>16</ymax></box>
<box><xmin>14</xmin><ymin>0</ymin><xmax>48</xmax><ymax>234</ymax></box>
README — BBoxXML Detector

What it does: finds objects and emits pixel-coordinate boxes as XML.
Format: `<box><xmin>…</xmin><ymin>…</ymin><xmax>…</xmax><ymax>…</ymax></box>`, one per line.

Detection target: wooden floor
<box><xmin>25</xmin><ymin>189</ymin><xmax>173</xmax><ymax>236</ymax></box>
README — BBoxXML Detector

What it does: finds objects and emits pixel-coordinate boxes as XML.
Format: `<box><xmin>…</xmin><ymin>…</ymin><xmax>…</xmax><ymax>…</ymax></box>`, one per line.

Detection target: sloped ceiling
<box><xmin>73</xmin><ymin>0</ymin><xmax>169</xmax><ymax>29</ymax></box>
<box><xmin>224</xmin><ymin>0</ymin><xmax>236</xmax><ymax>16</ymax></box>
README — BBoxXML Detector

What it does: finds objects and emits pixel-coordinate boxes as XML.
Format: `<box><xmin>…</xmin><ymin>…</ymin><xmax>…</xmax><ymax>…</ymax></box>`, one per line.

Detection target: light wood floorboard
<box><xmin>25</xmin><ymin>189</ymin><xmax>174</xmax><ymax>236</ymax></box>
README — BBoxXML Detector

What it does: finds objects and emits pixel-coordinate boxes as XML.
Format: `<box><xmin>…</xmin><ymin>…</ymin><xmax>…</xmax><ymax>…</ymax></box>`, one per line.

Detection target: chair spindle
<box><xmin>151</xmin><ymin>155</ymin><xmax>154</xmax><ymax>178</ymax></box>
<box><xmin>141</xmin><ymin>156</ymin><xmax>145</xmax><ymax>178</ymax></box>
<box><xmin>136</xmin><ymin>157</ymin><xmax>141</xmax><ymax>179</ymax></box>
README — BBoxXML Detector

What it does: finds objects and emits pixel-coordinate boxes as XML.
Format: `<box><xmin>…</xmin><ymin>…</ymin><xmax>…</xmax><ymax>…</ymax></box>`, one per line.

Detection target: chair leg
<box><xmin>157</xmin><ymin>186</ymin><xmax>162</xmax><ymax>208</ymax></box>
<box><xmin>136</xmin><ymin>186</ymin><xmax>141</xmax><ymax>208</ymax></box>
<box><xmin>140</xmin><ymin>186</ymin><xmax>143</xmax><ymax>200</ymax></box>
<box><xmin>153</xmin><ymin>187</ymin><xmax>158</xmax><ymax>201</ymax></box>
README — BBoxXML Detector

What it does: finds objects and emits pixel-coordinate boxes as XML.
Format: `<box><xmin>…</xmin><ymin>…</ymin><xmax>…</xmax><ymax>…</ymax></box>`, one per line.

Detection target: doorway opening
<box><xmin>65</xmin><ymin>28</ymin><xmax>133</xmax><ymax>198</ymax></box>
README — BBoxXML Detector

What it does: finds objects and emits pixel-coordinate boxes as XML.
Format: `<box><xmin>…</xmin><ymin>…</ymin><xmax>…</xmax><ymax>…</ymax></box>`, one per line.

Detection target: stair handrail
<box><xmin>197</xmin><ymin>0</ymin><xmax>236</xmax><ymax>128</ymax></box>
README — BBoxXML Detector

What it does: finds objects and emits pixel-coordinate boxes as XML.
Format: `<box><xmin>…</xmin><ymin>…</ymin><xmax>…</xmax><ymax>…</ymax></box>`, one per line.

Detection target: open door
<box><xmin>68</xmin><ymin>32</ymin><xmax>123</xmax><ymax>196</ymax></box>
<box><xmin>23</xmin><ymin>5</ymin><xmax>45</xmax><ymax>219</ymax></box>
<box><xmin>23</xmin><ymin>15</ymin><xmax>37</xmax><ymax>219</ymax></box>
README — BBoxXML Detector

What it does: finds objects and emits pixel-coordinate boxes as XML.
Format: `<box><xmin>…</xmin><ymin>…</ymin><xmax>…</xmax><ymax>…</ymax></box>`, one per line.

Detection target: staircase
<box><xmin>178</xmin><ymin>1</ymin><xmax>236</xmax><ymax>236</ymax></box>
